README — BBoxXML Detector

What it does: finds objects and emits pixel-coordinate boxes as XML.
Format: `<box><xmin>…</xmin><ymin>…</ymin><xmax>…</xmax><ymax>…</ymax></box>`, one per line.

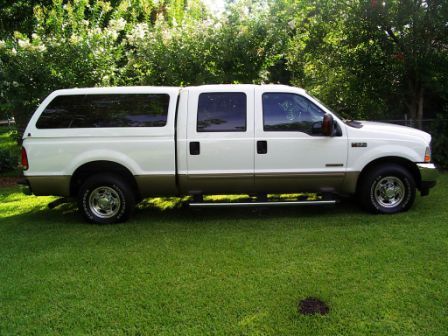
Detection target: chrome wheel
<box><xmin>88</xmin><ymin>186</ymin><xmax>121</xmax><ymax>219</ymax></box>
<box><xmin>373</xmin><ymin>176</ymin><xmax>405</xmax><ymax>208</ymax></box>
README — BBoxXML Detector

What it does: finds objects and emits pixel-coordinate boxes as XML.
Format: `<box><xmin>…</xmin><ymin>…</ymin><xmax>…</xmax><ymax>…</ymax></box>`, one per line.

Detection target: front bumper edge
<box><xmin>417</xmin><ymin>163</ymin><xmax>438</xmax><ymax>196</ymax></box>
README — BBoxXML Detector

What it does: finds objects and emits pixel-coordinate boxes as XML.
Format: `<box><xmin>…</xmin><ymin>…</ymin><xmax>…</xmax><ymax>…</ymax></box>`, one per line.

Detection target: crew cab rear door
<box><xmin>183</xmin><ymin>85</ymin><xmax>255</xmax><ymax>193</ymax></box>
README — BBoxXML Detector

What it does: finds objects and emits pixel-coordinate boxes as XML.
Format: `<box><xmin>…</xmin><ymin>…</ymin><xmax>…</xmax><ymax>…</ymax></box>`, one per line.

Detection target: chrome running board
<box><xmin>189</xmin><ymin>200</ymin><xmax>337</xmax><ymax>208</ymax></box>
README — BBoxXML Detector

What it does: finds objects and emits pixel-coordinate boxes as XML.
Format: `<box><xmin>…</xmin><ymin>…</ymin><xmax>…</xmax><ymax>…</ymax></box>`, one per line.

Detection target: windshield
<box><xmin>306</xmin><ymin>92</ymin><xmax>345</xmax><ymax>121</ymax></box>
<box><xmin>305</xmin><ymin>92</ymin><xmax>365</xmax><ymax>128</ymax></box>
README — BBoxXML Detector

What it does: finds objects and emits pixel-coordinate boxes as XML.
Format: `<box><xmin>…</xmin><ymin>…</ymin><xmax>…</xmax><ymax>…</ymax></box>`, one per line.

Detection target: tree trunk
<box><xmin>417</xmin><ymin>87</ymin><xmax>424</xmax><ymax>130</ymax></box>
<box><xmin>406</xmin><ymin>78</ymin><xmax>424</xmax><ymax>129</ymax></box>
<box><xmin>406</xmin><ymin>93</ymin><xmax>417</xmax><ymax>127</ymax></box>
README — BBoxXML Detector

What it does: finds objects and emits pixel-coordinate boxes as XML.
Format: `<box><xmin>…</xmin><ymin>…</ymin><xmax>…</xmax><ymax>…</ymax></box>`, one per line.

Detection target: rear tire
<box><xmin>78</xmin><ymin>173</ymin><xmax>135</xmax><ymax>224</ymax></box>
<box><xmin>358</xmin><ymin>164</ymin><xmax>415</xmax><ymax>214</ymax></box>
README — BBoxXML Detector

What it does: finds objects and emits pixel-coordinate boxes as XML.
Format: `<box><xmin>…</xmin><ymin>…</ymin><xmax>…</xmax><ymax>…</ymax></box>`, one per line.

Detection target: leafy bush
<box><xmin>0</xmin><ymin>1</ymin><xmax>128</xmax><ymax>132</ymax></box>
<box><xmin>431</xmin><ymin>112</ymin><xmax>448</xmax><ymax>169</ymax></box>
<box><xmin>0</xmin><ymin>148</ymin><xmax>17</xmax><ymax>173</ymax></box>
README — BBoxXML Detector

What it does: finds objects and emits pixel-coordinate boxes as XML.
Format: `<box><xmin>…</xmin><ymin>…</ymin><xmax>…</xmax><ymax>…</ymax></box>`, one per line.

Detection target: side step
<box><xmin>189</xmin><ymin>200</ymin><xmax>337</xmax><ymax>208</ymax></box>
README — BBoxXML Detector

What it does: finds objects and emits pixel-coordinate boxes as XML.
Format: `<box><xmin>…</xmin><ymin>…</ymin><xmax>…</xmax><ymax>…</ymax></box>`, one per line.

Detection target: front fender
<box><xmin>348</xmin><ymin>142</ymin><xmax>422</xmax><ymax>173</ymax></box>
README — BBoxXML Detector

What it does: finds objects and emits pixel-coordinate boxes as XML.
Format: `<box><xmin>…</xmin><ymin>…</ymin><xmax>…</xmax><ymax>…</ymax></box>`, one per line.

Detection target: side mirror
<box><xmin>322</xmin><ymin>113</ymin><xmax>334</xmax><ymax>136</ymax></box>
<box><xmin>311</xmin><ymin>121</ymin><xmax>323</xmax><ymax>134</ymax></box>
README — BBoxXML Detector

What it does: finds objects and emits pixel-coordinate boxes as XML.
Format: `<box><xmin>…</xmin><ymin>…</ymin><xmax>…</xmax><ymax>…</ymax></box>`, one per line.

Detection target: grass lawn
<box><xmin>0</xmin><ymin>126</ymin><xmax>20</xmax><ymax>177</ymax></box>
<box><xmin>0</xmin><ymin>127</ymin><xmax>18</xmax><ymax>152</ymax></box>
<box><xmin>0</xmin><ymin>175</ymin><xmax>447</xmax><ymax>335</ymax></box>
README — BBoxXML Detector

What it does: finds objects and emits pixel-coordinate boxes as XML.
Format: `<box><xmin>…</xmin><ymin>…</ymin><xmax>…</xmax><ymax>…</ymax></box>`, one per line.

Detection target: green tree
<box><xmin>357</xmin><ymin>0</ymin><xmax>448</xmax><ymax>127</ymax></box>
<box><xmin>0</xmin><ymin>0</ymin><xmax>53</xmax><ymax>37</ymax></box>
<box><xmin>283</xmin><ymin>0</ymin><xmax>398</xmax><ymax>119</ymax></box>
<box><xmin>281</xmin><ymin>0</ymin><xmax>448</xmax><ymax>124</ymax></box>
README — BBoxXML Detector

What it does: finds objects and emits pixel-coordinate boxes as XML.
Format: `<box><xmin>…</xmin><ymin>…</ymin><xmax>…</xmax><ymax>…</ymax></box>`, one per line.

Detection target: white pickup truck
<box><xmin>20</xmin><ymin>84</ymin><xmax>438</xmax><ymax>223</ymax></box>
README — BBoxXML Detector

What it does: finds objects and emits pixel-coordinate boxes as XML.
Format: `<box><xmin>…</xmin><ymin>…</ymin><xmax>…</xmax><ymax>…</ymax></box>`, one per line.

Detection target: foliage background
<box><xmin>0</xmin><ymin>0</ymin><xmax>447</xmax><ymax>165</ymax></box>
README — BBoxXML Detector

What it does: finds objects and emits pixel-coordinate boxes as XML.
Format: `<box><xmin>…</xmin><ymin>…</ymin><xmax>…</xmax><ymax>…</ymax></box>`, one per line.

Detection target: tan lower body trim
<box><xmin>340</xmin><ymin>171</ymin><xmax>360</xmax><ymax>194</ymax></box>
<box><xmin>26</xmin><ymin>171</ymin><xmax>361</xmax><ymax>198</ymax></box>
<box><xmin>27</xmin><ymin>176</ymin><xmax>71</xmax><ymax>196</ymax></box>
<box><xmin>178</xmin><ymin>173</ymin><xmax>254</xmax><ymax>194</ymax></box>
<box><xmin>187</xmin><ymin>173</ymin><xmax>253</xmax><ymax>179</ymax></box>
<box><xmin>26</xmin><ymin>174</ymin><xmax>177</xmax><ymax>198</ymax></box>
<box><xmin>254</xmin><ymin>172</ymin><xmax>345</xmax><ymax>194</ymax></box>
<box><xmin>135</xmin><ymin>175</ymin><xmax>177</xmax><ymax>197</ymax></box>
<box><xmin>256</xmin><ymin>172</ymin><xmax>344</xmax><ymax>178</ymax></box>
<box><xmin>178</xmin><ymin>171</ymin><xmax>359</xmax><ymax>195</ymax></box>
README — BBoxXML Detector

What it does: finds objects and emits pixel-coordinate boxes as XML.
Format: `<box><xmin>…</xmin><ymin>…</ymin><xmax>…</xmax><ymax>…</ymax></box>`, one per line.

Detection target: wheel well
<box><xmin>356</xmin><ymin>157</ymin><xmax>422</xmax><ymax>193</ymax></box>
<box><xmin>70</xmin><ymin>161</ymin><xmax>140</xmax><ymax>198</ymax></box>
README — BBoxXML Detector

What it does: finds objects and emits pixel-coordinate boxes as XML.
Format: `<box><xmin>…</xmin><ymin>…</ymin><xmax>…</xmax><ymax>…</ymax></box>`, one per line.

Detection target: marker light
<box><xmin>424</xmin><ymin>146</ymin><xmax>431</xmax><ymax>163</ymax></box>
<box><xmin>21</xmin><ymin>147</ymin><xmax>29</xmax><ymax>170</ymax></box>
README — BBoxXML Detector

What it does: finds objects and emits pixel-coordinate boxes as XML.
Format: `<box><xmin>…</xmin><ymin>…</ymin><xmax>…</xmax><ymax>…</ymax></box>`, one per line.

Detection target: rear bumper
<box><xmin>417</xmin><ymin>163</ymin><xmax>438</xmax><ymax>196</ymax></box>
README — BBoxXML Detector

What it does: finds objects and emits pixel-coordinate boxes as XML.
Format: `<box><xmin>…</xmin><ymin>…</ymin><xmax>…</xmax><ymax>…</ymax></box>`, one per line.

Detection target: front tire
<box><xmin>358</xmin><ymin>164</ymin><xmax>416</xmax><ymax>214</ymax></box>
<box><xmin>78</xmin><ymin>174</ymin><xmax>135</xmax><ymax>224</ymax></box>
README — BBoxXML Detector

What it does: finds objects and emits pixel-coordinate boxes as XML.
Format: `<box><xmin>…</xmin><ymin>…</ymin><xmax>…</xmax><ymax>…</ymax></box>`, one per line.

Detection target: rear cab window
<box><xmin>197</xmin><ymin>92</ymin><xmax>247</xmax><ymax>132</ymax></box>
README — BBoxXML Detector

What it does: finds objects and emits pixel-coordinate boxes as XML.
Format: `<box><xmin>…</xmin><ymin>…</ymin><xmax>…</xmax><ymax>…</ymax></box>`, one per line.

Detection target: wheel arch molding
<box><xmin>70</xmin><ymin>160</ymin><xmax>140</xmax><ymax>199</ymax></box>
<box><xmin>356</xmin><ymin>156</ymin><xmax>421</xmax><ymax>193</ymax></box>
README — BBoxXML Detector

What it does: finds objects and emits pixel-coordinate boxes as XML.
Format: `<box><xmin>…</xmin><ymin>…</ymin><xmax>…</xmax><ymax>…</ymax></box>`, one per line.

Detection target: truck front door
<box><xmin>254</xmin><ymin>87</ymin><xmax>348</xmax><ymax>193</ymax></box>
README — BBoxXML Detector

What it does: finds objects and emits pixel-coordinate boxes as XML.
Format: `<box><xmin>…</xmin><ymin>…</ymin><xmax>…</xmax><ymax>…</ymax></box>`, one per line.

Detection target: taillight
<box><xmin>424</xmin><ymin>146</ymin><xmax>431</xmax><ymax>163</ymax></box>
<box><xmin>21</xmin><ymin>147</ymin><xmax>29</xmax><ymax>170</ymax></box>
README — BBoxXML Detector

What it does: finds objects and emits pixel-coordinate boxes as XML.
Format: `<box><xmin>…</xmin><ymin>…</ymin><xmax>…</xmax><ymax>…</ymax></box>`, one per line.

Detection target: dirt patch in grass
<box><xmin>0</xmin><ymin>177</ymin><xmax>20</xmax><ymax>188</ymax></box>
<box><xmin>298</xmin><ymin>297</ymin><xmax>330</xmax><ymax>315</ymax></box>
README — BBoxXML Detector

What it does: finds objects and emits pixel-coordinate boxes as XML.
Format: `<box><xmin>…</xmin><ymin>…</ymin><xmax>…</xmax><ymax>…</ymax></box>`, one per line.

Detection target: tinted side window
<box><xmin>263</xmin><ymin>93</ymin><xmax>324</xmax><ymax>133</ymax></box>
<box><xmin>36</xmin><ymin>94</ymin><xmax>170</xmax><ymax>129</ymax></box>
<box><xmin>197</xmin><ymin>92</ymin><xmax>246</xmax><ymax>132</ymax></box>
